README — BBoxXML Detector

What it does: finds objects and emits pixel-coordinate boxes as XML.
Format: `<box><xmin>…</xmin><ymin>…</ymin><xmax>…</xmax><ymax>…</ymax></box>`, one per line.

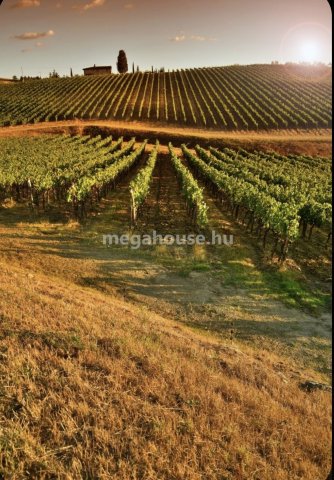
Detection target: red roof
<box><xmin>83</xmin><ymin>66</ymin><xmax>111</xmax><ymax>70</ymax></box>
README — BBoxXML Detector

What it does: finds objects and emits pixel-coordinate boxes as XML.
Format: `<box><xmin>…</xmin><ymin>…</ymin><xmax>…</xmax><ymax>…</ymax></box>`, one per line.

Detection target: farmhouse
<box><xmin>83</xmin><ymin>65</ymin><xmax>112</xmax><ymax>76</ymax></box>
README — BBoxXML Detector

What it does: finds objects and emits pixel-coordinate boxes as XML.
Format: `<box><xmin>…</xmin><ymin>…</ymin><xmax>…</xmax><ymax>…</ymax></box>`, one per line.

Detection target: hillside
<box><xmin>0</xmin><ymin>131</ymin><xmax>331</xmax><ymax>478</ymax></box>
<box><xmin>0</xmin><ymin>66</ymin><xmax>332</xmax><ymax>478</ymax></box>
<box><xmin>0</xmin><ymin>231</ymin><xmax>331</xmax><ymax>479</ymax></box>
<box><xmin>0</xmin><ymin>64</ymin><xmax>331</xmax><ymax>130</ymax></box>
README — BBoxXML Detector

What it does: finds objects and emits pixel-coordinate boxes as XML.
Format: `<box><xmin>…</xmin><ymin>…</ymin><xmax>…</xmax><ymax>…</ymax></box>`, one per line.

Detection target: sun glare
<box><xmin>300</xmin><ymin>41</ymin><xmax>319</xmax><ymax>62</ymax></box>
<box><xmin>279</xmin><ymin>22</ymin><xmax>331</xmax><ymax>65</ymax></box>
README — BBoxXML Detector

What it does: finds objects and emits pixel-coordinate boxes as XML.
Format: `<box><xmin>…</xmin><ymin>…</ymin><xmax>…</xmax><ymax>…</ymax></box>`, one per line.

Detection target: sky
<box><xmin>0</xmin><ymin>0</ymin><xmax>331</xmax><ymax>78</ymax></box>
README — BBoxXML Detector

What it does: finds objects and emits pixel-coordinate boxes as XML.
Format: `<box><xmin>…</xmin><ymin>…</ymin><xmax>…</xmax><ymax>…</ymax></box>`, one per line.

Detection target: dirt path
<box><xmin>87</xmin><ymin>152</ymin><xmax>148</xmax><ymax>232</ymax></box>
<box><xmin>136</xmin><ymin>154</ymin><xmax>194</xmax><ymax>234</ymax></box>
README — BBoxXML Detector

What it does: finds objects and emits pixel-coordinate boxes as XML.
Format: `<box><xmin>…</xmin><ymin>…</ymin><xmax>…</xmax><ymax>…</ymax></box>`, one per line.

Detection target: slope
<box><xmin>0</xmin><ymin>64</ymin><xmax>331</xmax><ymax>130</ymax></box>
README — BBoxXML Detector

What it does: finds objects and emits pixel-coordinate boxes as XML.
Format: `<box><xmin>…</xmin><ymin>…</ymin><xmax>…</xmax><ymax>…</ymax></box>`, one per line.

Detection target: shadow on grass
<box><xmin>1</xmin><ymin>222</ymin><xmax>331</xmax><ymax>315</ymax></box>
<box><xmin>1</xmin><ymin>222</ymin><xmax>332</xmax><ymax>377</ymax></box>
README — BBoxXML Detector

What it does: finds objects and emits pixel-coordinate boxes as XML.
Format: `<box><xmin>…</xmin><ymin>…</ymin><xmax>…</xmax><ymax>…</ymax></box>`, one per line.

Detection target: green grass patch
<box><xmin>262</xmin><ymin>269</ymin><xmax>331</xmax><ymax>313</ymax></box>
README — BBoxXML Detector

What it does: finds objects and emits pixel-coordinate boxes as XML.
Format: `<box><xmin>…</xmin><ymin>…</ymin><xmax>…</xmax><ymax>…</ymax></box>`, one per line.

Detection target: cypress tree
<box><xmin>117</xmin><ymin>50</ymin><xmax>128</xmax><ymax>74</ymax></box>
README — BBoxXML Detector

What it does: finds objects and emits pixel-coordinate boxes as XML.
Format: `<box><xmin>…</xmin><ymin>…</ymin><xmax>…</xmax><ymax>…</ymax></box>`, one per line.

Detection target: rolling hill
<box><xmin>0</xmin><ymin>63</ymin><xmax>331</xmax><ymax>130</ymax></box>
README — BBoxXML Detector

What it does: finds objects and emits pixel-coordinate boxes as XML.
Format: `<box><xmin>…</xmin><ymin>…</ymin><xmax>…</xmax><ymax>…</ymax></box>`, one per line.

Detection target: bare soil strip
<box><xmin>136</xmin><ymin>154</ymin><xmax>194</xmax><ymax>234</ymax></box>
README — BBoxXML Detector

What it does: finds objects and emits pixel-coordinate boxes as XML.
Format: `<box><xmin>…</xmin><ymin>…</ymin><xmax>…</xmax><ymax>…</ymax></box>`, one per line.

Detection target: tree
<box><xmin>132</xmin><ymin>62</ymin><xmax>135</xmax><ymax>74</ymax></box>
<box><xmin>70</xmin><ymin>68</ymin><xmax>73</xmax><ymax>77</ymax></box>
<box><xmin>49</xmin><ymin>69</ymin><xmax>60</xmax><ymax>78</ymax></box>
<box><xmin>117</xmin><ymin>50</ymin><xmax>128</xmax><ymax>74</ymax></box>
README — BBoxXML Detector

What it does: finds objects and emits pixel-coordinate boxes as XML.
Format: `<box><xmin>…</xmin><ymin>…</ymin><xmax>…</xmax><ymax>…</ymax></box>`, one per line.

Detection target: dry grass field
<box><xmin>0</xmin><ymin>233</ymin><xmax>332</xmax><ymax>479</ymax></box>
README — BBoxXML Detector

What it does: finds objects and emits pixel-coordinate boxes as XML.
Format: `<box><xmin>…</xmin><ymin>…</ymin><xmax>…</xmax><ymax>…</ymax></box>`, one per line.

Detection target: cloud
<box><xmin>124</xmin><ymin>3</ymin><xmax>134</xmax><ymax>9</ymax></box>
<box><xmin>189</xmin><ymin>35</ymin><xmax>207</xmax><ymax>42</ymax></box>
<box><xmin>170</xmin><ymin>34</ymin><xmax>186</xmax><ymax>42</ymax></box>
<box><xmin>20</xmin><ymin>41</ymin><xmax>43</xmax><ymax>53</ymax></box>
<box><xmin>74</xmin><ymin>0</ymin><xmax>105</xmax><ymax>11</ymax></box>
<box><xmin>14</xmin><ymin>30</ymin><xmax>55</xmax><ymax>40</ymax></box>
<box><xmin>10</xmin><ymin>0</ymin><xmax>40</xmax><ymax>8</ymax></box>
<box><xmin>170</xmin><ymin>33</ymin><xmax>216</xmax><ymax>43</ymax></box>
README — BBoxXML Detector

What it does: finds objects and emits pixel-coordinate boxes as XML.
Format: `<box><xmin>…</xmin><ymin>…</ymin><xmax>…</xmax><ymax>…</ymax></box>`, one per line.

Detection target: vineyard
<box><xmin>0</xmin><ymin>133</ymin><xmax>331</xmax><ymax>262</ymax></box>
<box><xmin>0</xmin><ymin>64</ymin><xmax>331</xmax><ymax>130</ymax></box>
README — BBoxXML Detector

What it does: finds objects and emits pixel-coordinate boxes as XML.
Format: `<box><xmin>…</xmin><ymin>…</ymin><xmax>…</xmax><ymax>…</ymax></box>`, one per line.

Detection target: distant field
<box><xmin>0</xmin><ymin>64</ymin><xmax>331</xmax><ymax>129</ymax></box>
<box><xmin>0</xmin><ymin>78</ymin><xmax>16</xmax><ymax>84</ymax></box>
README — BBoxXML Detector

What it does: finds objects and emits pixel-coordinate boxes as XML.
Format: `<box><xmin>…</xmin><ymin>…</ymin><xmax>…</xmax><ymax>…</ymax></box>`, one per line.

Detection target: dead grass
<box><xmin>0</xmin><ymin>256</ymin><xmax>332</xmax><ymax>479</ymax></box>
